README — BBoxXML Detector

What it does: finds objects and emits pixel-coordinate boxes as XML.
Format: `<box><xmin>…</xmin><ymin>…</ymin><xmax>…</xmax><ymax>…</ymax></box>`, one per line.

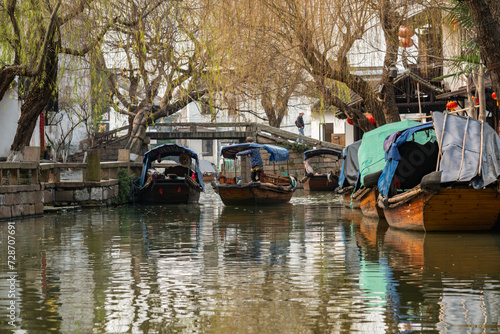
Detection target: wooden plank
<box><xmin>383</xmin><ymin>198</ymin><xmax>425</xmax><ymax>231</ymax></box>
<box><xmin>359</xmin><ymin>187</ymin><xmax>385</xmax><ymax>218</ymax></box>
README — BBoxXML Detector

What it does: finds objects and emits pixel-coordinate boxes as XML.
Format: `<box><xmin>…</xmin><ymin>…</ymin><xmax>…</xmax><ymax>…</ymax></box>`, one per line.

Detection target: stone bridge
<box><xmin>147</xmin><ymin>122</ymin><xmax>344</xmax><ymax>150</ymax></box>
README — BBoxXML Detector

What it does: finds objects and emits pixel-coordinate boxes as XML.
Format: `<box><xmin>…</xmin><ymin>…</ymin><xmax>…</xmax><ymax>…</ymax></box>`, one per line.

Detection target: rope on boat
<box><xmin>352</xmin><ymin>186</ymin><xmax>371</xmax><ymax>201</ymax></box>
<box><xmin>478</xmin><ymin>121</ymin><xmax>484</xmax><ymax>176</ymax></box>
<box><xmin>140</xmin><ymin>174</ymin><xmax>155</xmax><ymax>190</ymax></box>
<box><xmin>336</xmin><ymin>186</ymin><xmax>354</xmax><ymax>195</ymax></box>
<box><xmin>456</xmin><ymin>117</ymin><xmax>470</xmax><ymax>181</ymax></box>
<box><xmin>378</xmin><ymin>185</ymin><xmax>425</xmax><ymax>209</ymax></box>
<box><xmin>435</xmin><ymin>112</ymin><xmax>448</xmax><ymax>171</ymax></box>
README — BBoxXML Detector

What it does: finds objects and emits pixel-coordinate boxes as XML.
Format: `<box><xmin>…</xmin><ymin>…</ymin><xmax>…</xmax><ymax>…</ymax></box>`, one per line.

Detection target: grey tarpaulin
<box><xmin>433</xmin><ymin>111</ymin><xmax>500</xmax><ymax>188</ymax></box>
<box><xmin>338</xmin><ymin>139</ymin><xmax>362</xmax><ymax>189</ymax></box>
<box><xmin>199</xmin><ymin>160</ymin><xmax>217</xmax><ymax>174</ymax></box>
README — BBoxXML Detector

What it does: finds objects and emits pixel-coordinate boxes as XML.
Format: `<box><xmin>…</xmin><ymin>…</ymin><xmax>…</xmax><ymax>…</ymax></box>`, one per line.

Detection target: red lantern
<box><xmin>365</xmin><ymin>113</ymin><xmax>376</xmax><ymax>125</ymax></box>
<box><xmin>474</xmin><ymin>97</ymin><xmax>479</xmax><ymax>105</ymax></box>
<box><xmin>492</xmin><ymin>92</ymin><xmax>497</xmax><ymax>100</ymax></box>
<box><xmin>347</xmin><ymin>118</ymin><xmax>353</xmax><ymax>125</ymax></box>
<box><xmin>398</xmin><ymin>26</ymin><xmax>414</xmax><ymax>39</ymax></box>
<box><xmin>446</xmin><ymin>101</ymin><xmax>458</xmax><ymax>111</ymax></box>
<box><xmin>399</xmin><ymin>38</ymin><xmax>414</xmax><ymax>48</ymax></box>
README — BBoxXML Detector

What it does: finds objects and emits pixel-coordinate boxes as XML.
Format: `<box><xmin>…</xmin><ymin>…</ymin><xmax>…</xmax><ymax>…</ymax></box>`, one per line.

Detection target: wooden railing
<box><xmin>79</xmin><ymin>125</ymin><xmax>130</xmax><ymax>151</ymax></box>
<box><xmin>150</xmin><ymin>122</ymin><xmax>344</xmax><ymax>150</ymax></box>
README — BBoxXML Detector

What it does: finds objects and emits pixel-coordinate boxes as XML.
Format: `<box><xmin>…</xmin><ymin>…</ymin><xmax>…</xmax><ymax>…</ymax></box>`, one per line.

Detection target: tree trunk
<box><xmin>465</xmin><ymin>0</ymin><xmax>500</xmax><ymax>131</ymax></box>
<box><xmin>379</xmin><ymin>0</ymin><xmax>401</xmax><ymax>124</ymax></box>
<box><xmin>125</xmin><ymin>108</ymin><xmax>149</xmax><ymax>161</ymax></box>
<box><xmin>0</xmin><ymin>69</ymin><xmax>16</xmax><ymax>102</ymax></box>
<box><xmin>8</xmin><ymin>45</ymin><xmax>58</xmax><ymax>161</ymax></box>
<box><xmin>478</xmin><ymin>66</ymin><xmax>486</xmax><ymax>121</ymax></box>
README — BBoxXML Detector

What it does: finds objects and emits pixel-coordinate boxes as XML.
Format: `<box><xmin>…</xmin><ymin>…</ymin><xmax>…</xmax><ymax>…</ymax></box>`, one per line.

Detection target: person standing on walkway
<box><xmin>296</xmin><ymin>112</ymin><xmax>305</xmax><ymax>143</ymax></box>
<box><xmin>236</xmin><ymin>137</ymin><xmax>263</xmax><ymax>182</ymax></box>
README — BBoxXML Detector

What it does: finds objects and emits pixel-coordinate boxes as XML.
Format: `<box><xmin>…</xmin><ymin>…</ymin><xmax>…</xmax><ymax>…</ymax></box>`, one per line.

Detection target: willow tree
<box><xmin>0</xmin><ymin>0</ymin><xmax>119</xmax><ymax>160</ymax></box>
<box><xmin>94</xmin><ymin>0</ymin><xmax>216</xmax><ymax>159</ymax></box>
<box><xmin>204</xmin><ymin>0</ymin><xmax>306</xmax><ymax>128</ymax></box>
<box><xmin>257</xmin><ymin>0</ymin><xmax>444</xmax><ymax>132</ymax></box>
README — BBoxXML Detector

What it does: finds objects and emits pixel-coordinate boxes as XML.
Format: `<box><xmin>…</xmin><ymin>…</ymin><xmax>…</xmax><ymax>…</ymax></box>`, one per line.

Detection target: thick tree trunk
<box><xmin>0</xmin><ymin>69</ymin><xmax>17</xmax><ymax>102</ymax></box>
<box><xmin>8</xmin><ymin>46</ymin><xmax>58</xmax><ymax>161</ymax></box>
<box><xmin>125</xmin><ymin>109</ymin><xmax>149</xmax><ymax>161</ymax></box>
<box><xmin>379</xmin><ymin>0</ymin><xmax>401</xmax><ymax>124</ymax></box>
<box><xmin>465</xmin><ymin>0</ymin><xmax>500</xmax><ymax>132</ymax></box>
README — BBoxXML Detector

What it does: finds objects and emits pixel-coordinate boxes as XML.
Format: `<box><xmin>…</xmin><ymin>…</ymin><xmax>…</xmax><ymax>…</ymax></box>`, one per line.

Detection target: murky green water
<box><xmin>1</xmin><ymin>189</ymin><xmax>500</xmax><ymax>333</ymax></box>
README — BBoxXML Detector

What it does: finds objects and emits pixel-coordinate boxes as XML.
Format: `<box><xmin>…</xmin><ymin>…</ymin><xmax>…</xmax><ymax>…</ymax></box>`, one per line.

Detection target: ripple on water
<box><xmin>1</xmin><ymin>191</ymin><xmax>500</xmax><ymax>333</ymax></box>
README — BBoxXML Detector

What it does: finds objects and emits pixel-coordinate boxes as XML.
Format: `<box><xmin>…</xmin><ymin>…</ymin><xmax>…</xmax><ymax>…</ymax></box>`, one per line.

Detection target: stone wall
<box><xmin>0</xmin><ymin>185</ymin><xmax>44</xmax><ymax>219</ymax></box>
<box><xmin>42</xmin><ymin>181</ymin><xmax>119</xmax><ymax>207</ymax></box>
<box><xmin>0</xmin><ymin>158</ymin><xmax>140</xmax><ymax>220</ymax></box>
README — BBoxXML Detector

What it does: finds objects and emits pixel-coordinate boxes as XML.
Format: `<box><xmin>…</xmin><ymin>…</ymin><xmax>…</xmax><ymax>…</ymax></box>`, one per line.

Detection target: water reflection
<box><xmin>0</xmin><ymin>191</ymin><xmax>499</xmax><ymax>333</ymax></box>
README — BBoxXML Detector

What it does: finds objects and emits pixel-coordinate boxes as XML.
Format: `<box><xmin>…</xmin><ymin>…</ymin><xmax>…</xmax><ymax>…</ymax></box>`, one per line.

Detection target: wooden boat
<box><xmin>301</xmin><ymin>148</ymin><xmax>342</xmax><ymax>191</ymax></box>
<box><xmin>199</xmin><ymin>160</ymin><xmax>218</xmax><ymax>182</ymax></box>
<box><xmin>212</xmin><ymin>143</ymin><xmax>296</xmax><ymax>205</ymax></box>
<box><xmin>377</xmin><ymin>113</ymin><xmax>500</xmax><ymax>231</ymax></box>
<box><xmin>336</xmin><ymin>140</ymin><xmax>362</xmax><ymax>208</ymax></box>
<box><xmin>353</xmin><ymin>185</ymin><xmax>384</xmax><ymax>218</ymax></box>
<box><xmin>134</xmin><ymin>144</ymin><xmax>204</xmax><ymax>204</ymax></box>
<box><xmin>338</xmin><ymin>186</ymin><xmax>360</xmax><ymax>208</ymax></box>
<box><xmin>355</xmin><ymin>120</ymin><xmax>423</xmax><ymax>218</ymax></box>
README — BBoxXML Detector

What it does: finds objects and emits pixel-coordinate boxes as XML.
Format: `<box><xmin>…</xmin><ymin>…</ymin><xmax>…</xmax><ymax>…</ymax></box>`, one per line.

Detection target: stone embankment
<box><xmin>0</xmin><ymin>148</ymin><xmax>142</xmax><ymax>220</ymax></box>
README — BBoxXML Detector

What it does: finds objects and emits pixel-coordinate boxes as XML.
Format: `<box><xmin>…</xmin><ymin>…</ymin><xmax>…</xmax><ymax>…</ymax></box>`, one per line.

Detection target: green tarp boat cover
<box><xmin>358</xmin><ymin>120</ymin><xmax>423</xmax><ymax>187</ymax></box>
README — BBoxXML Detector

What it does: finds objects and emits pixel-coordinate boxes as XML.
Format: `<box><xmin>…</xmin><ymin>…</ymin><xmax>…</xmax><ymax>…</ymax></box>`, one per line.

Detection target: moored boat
<box><xmin>354</xmin><ymin>120</ymin><xmax>423</xmax><ymax>218</ymax></box>
<box><xmin>336</xmin><ymin>140</ymin><xmax>362</xmax><ymax>208</ymax></box>
<box><xmin>134</xmin><ymin>144</ymin><xmax>204</xmax><ymax>204</ymax></box>
<box><xmin>199</xmin><ymin>160</ymin><xmax>218</xmax><ymax>182</ymax></box>
<box><xmin>301</xmin><ymin>148</ymin><xmax>342</xmax><ymax>191</ymax></box>
<box><xmin>212</xmin><ymin>143</ymin><xmax>296</xmax><ymax>205</ymax></box>
<box><xmin>377</xmin><ymin>112</ymin><xmax>500</xmax><ymax>231</ymax></box>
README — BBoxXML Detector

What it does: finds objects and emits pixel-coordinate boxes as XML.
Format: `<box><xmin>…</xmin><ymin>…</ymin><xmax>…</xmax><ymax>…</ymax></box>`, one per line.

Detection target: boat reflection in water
<box><xmin>383</xmin><ymin>228</ymin><xmax>500</xmax><ymax>332</ymax></box>
<box><xmin>218</xmin><ymin>205</ymin><xmax>294</xmax><ymax>261</ymax></box>
<box><xmin>2</xmin><ymin>198</ymin><xmax>500</xmax><ymax>333</ymax></box>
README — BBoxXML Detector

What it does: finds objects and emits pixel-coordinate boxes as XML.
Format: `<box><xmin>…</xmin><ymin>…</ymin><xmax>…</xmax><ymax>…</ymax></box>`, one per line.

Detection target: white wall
<box><xmin>0</xmin><ymin>87</ymin><xmax>22</xmax><ymax>158</ymax></box>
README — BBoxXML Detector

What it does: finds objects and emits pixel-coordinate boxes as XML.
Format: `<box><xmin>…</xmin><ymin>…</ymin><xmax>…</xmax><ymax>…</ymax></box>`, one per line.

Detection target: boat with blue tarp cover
<box><xmin>336</xmin><ymin>140</ymin><xmax>362</xmax><ymax>208</ymax></box>
<box><xmin>353</xmin><ymin>120</ymin><xmax>423</xmax><ymax>218</ymax></box>
<box><xmin>301</xmin><ymin>148</ymin><xmax>342</xmax><ymax>191</ymax></box>
<box><xmin>212</xmin><ymin>143</ymin><xmax>296</xmax><ymax>205</ymax></box>
<box><xmin>134</xmin><ymin>144</ymin><xmax>205</xmax><ymax>204</ymax></box>
<box><xmin>377</xmin><ymin>112</ymin><xmax>500</xmax><ymax>231</ymax></box>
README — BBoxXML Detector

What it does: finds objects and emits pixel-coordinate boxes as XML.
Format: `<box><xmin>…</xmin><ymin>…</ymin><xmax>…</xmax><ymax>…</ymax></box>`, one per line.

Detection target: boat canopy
<box><xmin>338</xmin><ymin>140</ymin><xmax>362</xmax><ymax>189</ymax></box>
<box><xmin>357</xmin><ymin>120</ymin><xmax>422</xmax><ymax>188</ymax></box>
<box><xmin>140</xmin><ymin>144</ymin><xmax>204</xmax><ymax>190</ymax></box>
<box><xmin>303</xmin><ymin>148</ymin><xmax>342</xmax><ymax>160</ymax></box>
<box><xmin>378</xmin><ymin>111</ymin><xmax>500</xmax><ymax>196</ymax></box>
<box><xmin>199</xmin><ymin>160</ymin><xmax>217</xmax><ymax>174</ymax></box>
<box><xmin>433</xmin><ymin>111</ymin><xmax>500</xmax><ymax>188</ymax></box>
<box><xmin>221</xmin><ymin>143</ymin><xmax>289</xmax><ymax>162</ymax></box>
<box><xmin>378</xmin><ymin>122</ymin><xmax>436</xmax><ymax>197</ymax></box>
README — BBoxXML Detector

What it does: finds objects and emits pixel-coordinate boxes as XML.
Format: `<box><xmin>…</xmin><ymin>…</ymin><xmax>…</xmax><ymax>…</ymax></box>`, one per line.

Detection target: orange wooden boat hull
<box><xmin>340</xmin><ymin>189</ymin><xmax>360</xmax><ymax>209</ymax></box>
<box><xmin>383</xmin><ymin>188</ymin><xmax>500</xmax><ymax>231</ymax></box>
<box><xmin>359</xmin><ymin>187</ymin><xmax>385</xmax><ymax>219</ymax></box>
<box><xmin>302</xmin><ymin>175</ymin><xmax>338</xmax><ymax>191</ymax></box>
<box><xmin>214</xmin><ymin>183</ymin><xmax>295</xmax><ymax>205</ymax></box>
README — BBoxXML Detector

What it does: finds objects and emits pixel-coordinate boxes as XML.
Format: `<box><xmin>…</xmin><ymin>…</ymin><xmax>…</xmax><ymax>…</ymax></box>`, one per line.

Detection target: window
<box><xmin>202</xmin><ymin>140</ymin><xmax>213</xmax><ymax>155</ymax></box>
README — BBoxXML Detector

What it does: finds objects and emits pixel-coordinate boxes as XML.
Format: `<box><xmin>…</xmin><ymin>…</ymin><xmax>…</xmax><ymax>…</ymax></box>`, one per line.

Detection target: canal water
<box><xmin>1</xmin><ymin>189</ymin><xmax>500</xmax><ymax>333</ymax></box>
